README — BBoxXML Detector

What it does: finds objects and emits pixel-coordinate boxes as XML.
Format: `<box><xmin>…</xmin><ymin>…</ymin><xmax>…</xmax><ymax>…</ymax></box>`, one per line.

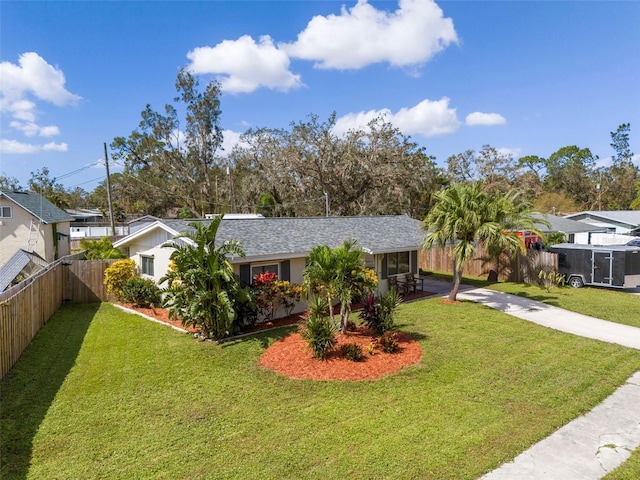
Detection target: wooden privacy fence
<box><xmin>419</xmin><ymin>245</ymin><xmax>558</xmax><ymax>283</ymax></box>
<box><xmin>0</xmin><ymin>254</ymin><xmax>116</xmax><ymax>378</ymax></box>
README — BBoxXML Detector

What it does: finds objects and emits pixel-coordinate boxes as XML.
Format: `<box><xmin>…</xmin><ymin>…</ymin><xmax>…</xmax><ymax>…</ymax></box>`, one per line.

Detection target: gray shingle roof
<box><xmin>533</xmin><ymin>214</ymin><xmax>607</xmax><ymax>234</ymax></box>
<box><xmin>1</xmin><ymin>191</ymin><xmax>74</xmax><ymax>224</ymax></box>
<box><xmin>161</xmin><ymin>215</ymin><xmax>424</xmax><ymax>259</ymax></box>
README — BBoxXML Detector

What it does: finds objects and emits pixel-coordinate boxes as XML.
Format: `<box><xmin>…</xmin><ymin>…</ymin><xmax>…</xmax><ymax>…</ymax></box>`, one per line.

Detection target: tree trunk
<box><xmin>449</xmin><ymin>260</ymin><xmax>462</xmax><ymax>301</ymax></box>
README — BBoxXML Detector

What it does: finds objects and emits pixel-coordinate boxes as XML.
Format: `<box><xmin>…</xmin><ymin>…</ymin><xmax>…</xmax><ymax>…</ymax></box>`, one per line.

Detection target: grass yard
<box><xmin>2</xmin><ymin>300</ymin><xmax>640</xmax><ymax>479</ymax></box>
<box><xmin>428</xmin><ymin>272</ymin><xmax>640</xmax><ymax>328</ymax></box>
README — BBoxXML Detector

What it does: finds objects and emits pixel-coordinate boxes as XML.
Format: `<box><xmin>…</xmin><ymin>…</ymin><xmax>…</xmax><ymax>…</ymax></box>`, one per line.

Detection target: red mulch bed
<box><xmin>259</xmin><ymin>327</ymin><xmax>423</xmax><ymax>381</ymax></box>
<box><xmin>120</xmin><ymin>303</ymin><xmax>425</xmax><ymax>382</ymax></box>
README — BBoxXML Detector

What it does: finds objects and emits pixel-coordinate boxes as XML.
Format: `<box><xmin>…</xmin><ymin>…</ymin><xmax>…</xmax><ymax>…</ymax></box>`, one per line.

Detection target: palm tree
<box><xmin>484</xmin><ymin>190</ymin><xmax>549</xmax><ymax>281</ymax></box>
<box><xmin>422</xmin><ymin>182</ymin><xmax>545</xmax><ymax>301</ymax></box>
<box><xmin>303</xmin><ymin>244</ymin><xmax>338</xmax><ymax>325</ymax></box>
<box><xmin>160</xmin><ymin>215</ymin><xmax>251</xmax><ymax>339</ymax></box>
<box><xmin>303</xmin><ymin>240</ymin><xmax>375</xmax><ymax>333</ymax></box>
<box><xmin>332</xmin><ymin>239</ymin><xmax>372</xmax><ymax>333</ymax></box>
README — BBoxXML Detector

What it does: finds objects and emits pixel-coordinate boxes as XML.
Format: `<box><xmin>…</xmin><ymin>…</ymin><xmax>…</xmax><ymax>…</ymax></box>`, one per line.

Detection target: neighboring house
<box><xmin>0</xmin><ymin>191</ymin><xmax>74</xmax><ymax>269</ymax></box>
<box><xmin>564</xmin><ymin>211</ymin><xmax>640</xmax><ymax>244</ymax></box>
<box><xmin>0</xmin><ymin>249</ymin><xmax>48</xmax><ymax>292</ymax></box>
<box><xmin>113</xmin><ymin>215</ymin><xmax>425</xmax><ymax>317</ymax></box>
<box><xmin>533</xmin><ymin>214</ymin><xmax>608</xmax><ymax>245</ymax></box>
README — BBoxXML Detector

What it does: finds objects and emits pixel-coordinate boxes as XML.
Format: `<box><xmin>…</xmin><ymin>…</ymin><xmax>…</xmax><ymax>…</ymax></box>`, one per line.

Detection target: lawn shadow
<box><xmin>220</xmin><ymin>324</ymin><xmax>299</xmax><ymax>350</ymax></box>
<box><xmin>0</xmin><ymin>302</ymin><xmax>99</xmax><ymax>480</ymax></box>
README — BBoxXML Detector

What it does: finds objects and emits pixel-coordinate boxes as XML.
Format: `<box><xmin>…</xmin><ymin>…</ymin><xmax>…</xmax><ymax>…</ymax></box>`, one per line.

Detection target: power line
<box><xmin>54</xmin><ymin>161</ymin><xmax>102</xmax><ymax>181</ymax></box>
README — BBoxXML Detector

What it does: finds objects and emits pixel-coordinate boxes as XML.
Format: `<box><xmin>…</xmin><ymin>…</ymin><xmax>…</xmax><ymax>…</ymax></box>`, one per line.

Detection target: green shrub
<box><xmin>378</xmin><ymin>331</ymin><xmax>399</xmax><ymax>353</ymax></box>
<box><xmin>104</xmin><ymin>259</ymin><xmax>138</xmax><ymax>301</ymax></box>
<box><xmin>299</xmin><ymin>296</ymin><xmax>337</xmax><ymax>359</ymax></box>
<box><xmin>341</xmin><ymin>342</ymin><xmax>364</xmax><ymax>362</ymax></box>
<box><xmin>122</xmin><ymin>277</ymin><xmax>161</xmax><ymax>308</ymax></box>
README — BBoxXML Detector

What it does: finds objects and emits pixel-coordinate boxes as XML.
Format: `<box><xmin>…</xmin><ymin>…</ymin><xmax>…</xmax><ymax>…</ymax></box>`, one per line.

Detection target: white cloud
<box><xmin>221</xmin><ymin>129</ymin><xmax>245</xmax><ymax>154</ymax></box>
<box><xmin>42</xmin><ymin>142</ymin><xmax>68</xmax><ymax>152</ymax></box>
<box><xmin>465</xmin><ymin>112</ymin><xmax>507</xmax><ymax>126</ymax></box>
<box><xmin>281</xmin><ymin>0</ymin><xmax>458</xmax><ymax>70</ymax></box>
<box><xmin>9</xmin><ymin>121</ymin><xmax>60</xmax><ymax>137</ymax></box>
<box><xmin>0</xmin><ymin>138</ymin><xmax>67</xmax><ymax>154</ymax></box>
<box><xmin>333</xmin><ymin>97</ymin><xmax>460</xmax><ymax>138</ymax></box>
<box><xmin>497</xmin><ymin>147</ymin><xmax>520</xmax><ymax>158</ymax></box>
<box><xmin>0</xmin><ymin>52</ymin><xmax>80</xmax><ymax>149</ymax></box>
<box><xmin>0</xmin><ymin>139</ymin><xmax>39</xmax><ymax>154</ymax></box>
<box><xmin>0</xmin><ymin>52</ymin><xmax>81</xmax><ymax>106</ymax></box>
<box><xmin>187</xmin><ymin>35</ymin><xmax>303</xmax><ymax>94</ymax></box>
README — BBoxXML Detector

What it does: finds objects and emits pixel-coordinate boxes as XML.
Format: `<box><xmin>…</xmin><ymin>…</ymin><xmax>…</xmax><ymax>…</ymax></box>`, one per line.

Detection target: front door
<box><xmin>592</xmin><ymin>251</ymin><xmax>613</xmax><ymax>285</ymax></box>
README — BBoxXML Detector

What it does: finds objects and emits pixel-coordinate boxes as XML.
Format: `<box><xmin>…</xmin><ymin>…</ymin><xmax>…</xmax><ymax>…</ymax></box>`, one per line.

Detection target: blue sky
<box><xmin>1</xmin><ymin>0</ymin><xmax>639</xmax><ymax>193</ymax></box>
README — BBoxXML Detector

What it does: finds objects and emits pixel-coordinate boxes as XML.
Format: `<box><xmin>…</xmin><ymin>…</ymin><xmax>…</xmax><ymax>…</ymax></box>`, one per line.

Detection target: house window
<box><xmin>0</xmin><ymin>206</ymin><xmax>11</xmax><ymax>218</ymax></box>
<box><xmin>251</xmin><ymin>263</ymin><xmax>279</xmax><ymax>279</ymax></box>
<box><xmin>387</xmin><ymin>251</ymin><xmax>410</xmax><ymax>276</ymax></box>
<box><xmin>141</xmin><ymin>255</ymin><xmax>154</xmax><ymax>276</ymax></box>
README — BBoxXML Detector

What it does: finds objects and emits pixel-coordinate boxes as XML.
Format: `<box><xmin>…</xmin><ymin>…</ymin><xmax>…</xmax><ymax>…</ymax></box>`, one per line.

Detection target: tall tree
<box><xmin>231</xmin><ymin>113</ymin><xmax>441</xmax><ymax>217</ymax></box>
<box><xmin>446</xmin><ymin>145</ymin><xmax>516</xmax><ymax>193</ymax></box>
<box><xmin>0</xmin><ymin>175</ymin><xmax>22</xmax><ymax>191</ymax></box>
<box><xmin>600</xmin><ymin>123</ymin><xmax>637</xmax><ymax>209</ymax></box>
<box><xmin>544</xmin><ymin>146</ymin><xmax>597</xmax><ymax>210</ymax></box>
<box><xmin>111</xmin><ymin>69</ymin><xmax>226</xmax><ymax>217</ymax></box>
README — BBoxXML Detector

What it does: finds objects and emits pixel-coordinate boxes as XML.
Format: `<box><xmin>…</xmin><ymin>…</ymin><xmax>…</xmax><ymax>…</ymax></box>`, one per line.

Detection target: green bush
<box><xmin>122</xmin><ymin>277</ymin><xmax>161</xmax><ymax>308</ymax></box>
<box><xmin>378</xmin><ymin>331</ymin><xmax>399</xmax><ymax>353</ymax></box>
<box><xmin>341</xmin><ymin>342</ymin><xmax>364</xmax><ymax>362</ymax></box>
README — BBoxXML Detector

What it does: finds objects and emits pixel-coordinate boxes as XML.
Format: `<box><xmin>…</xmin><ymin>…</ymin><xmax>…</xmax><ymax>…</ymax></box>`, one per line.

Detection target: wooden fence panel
<box><xmin>419</xmin><ymin>246</ymin><xmax>558</xmax><ymax>283</ymax></box>
<box><xmin>0</xmin><ymin>256</ymin><xmax>115</xmax><ymax>378</ymax></box>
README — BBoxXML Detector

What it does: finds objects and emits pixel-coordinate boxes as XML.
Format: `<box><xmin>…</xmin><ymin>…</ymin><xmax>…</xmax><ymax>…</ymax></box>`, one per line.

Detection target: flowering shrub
<box><xmin>251</xmin><ymin>272</ymin><xmax>303</xmax><ymax>322</ymax></box>
<box><xmin>253</xmin><ymin>271</ymin><xmax>277</xmax><ymax>288</ymax></box>
<box><xmin>272</xmin><ymin>280</ymin><xmax>303</xmax><ymax>316</ymax></box>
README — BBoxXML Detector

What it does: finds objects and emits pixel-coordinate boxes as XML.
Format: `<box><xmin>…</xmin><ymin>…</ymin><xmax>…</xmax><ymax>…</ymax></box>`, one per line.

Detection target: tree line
<box><xmin>2</xmin><ymin>71</ymin><xmax>637</xmax><ymax>218</ymax></box>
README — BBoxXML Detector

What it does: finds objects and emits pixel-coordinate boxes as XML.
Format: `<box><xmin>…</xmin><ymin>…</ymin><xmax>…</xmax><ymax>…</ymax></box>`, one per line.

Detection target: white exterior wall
<box><xmin>0</xmin><ymin>199</ymin><xmax>66</xmax><ymax>267</ymax></box>
<box><xmin>589</xmin><ymin>233</ymin><xmax>633</xmax><ymax>245</ymax></box>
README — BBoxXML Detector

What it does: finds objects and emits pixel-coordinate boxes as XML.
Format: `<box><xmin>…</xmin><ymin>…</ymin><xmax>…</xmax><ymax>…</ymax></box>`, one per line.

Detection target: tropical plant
<box><xmin>303</xmin><ymin>244</ymin><xmax>338</xmax><ymax>324</ymax></box>
<box><xmin>160</xmin><ymin>216</ymin><xmax>253</xmax><ymax>340</ymax></box>
<box><xmin>104</xmin><ymin>259</ymin><xmax>138</xmax><ymax>301</ymax></box>
<box><xmin>81</xmin><ymin>237</ymin><xmax>126</xmax><ymax>260</ymax></box>
<box><xmin>538</xmin><ymin>269</ymin><xmax>565</xmax><ymax>293</ymax></box>
<box><xmin>423</xmin><ymin>181</ymin><xmax>546</xmax><ymax>301</ymax></box>
<box><xmin>359</xmin><ymin>289</ymin><xmax>402</xmax><ymax>335</ymax></box>
<box><xmin>304</xmin><ymin>240</ymin><xmax>377</xmax><ymax>334</ymax></box>
<box><xmin>332</xmin><ymin>239</ymin><xmax>376</xmax><ymax>333</ymax></box>
<box><xmin>299</xmin><ymin>295</ymin><xmax>337</xmax><ymax>359</ymax></box>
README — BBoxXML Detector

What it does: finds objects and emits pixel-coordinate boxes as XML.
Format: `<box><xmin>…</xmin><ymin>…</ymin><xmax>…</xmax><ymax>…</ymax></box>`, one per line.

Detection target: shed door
<box><xmin>592</xmin><ymin>251</ymin><xmax>613</xmax><ymax>285</ymax></box>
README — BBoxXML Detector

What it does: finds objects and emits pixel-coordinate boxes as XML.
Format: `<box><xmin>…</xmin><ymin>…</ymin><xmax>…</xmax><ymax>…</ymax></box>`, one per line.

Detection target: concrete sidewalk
<box><xmin>457</xmin><ymin>287</ymin><xmax>640</xmax><ymax>350</ymax></box>
<box><xmin>418</xmin><ymin>279</ymin><xmax>640</xmax><ymax>479</ymax></box>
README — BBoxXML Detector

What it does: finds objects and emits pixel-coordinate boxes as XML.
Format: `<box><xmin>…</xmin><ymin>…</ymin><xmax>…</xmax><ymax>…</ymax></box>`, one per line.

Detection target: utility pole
<box><xmin>104</xmin><ymin>142</ymin><xmax>116</xmax><ymax>236</ymax></box>
<box><xmin>227</xmin><ymin>162</ymin><xmax>235</xmax><ymax>213</ymax></box>
<box><xmin>324</xmin><ymin>190</ymin><xmax>329</xmax><ymax>217</ymax></box>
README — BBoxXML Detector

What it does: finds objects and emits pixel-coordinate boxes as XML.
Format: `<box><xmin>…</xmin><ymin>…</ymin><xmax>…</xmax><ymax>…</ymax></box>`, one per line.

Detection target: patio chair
<box><xmin>388</xmin><ymin>276</ymin><xmax>407</xmax><ymax>296</ymax></box>
<box><xmin>404</xmin><ymin>273</ymin><xmax>423</xmax><ymax>293</ymax></box>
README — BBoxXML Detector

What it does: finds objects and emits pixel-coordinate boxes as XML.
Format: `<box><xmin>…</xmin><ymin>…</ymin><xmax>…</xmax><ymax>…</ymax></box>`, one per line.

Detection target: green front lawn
<box><xmin>426</xmin><ymin>272</ymin><xmax>640</xmax><ymax>328</ymax></box>
<box><xmin>2</xmin><ymin>300</ymin><xmax>640</xmax><ymax>479</ymax></box>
